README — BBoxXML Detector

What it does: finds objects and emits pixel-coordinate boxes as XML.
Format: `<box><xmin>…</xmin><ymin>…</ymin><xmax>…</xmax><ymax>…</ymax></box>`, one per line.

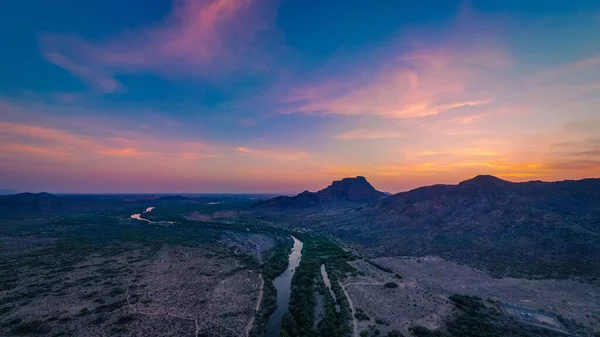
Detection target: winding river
<box><xmin>130</xmin><ymin>206</ymin><xmax>155</xmax><ymax>222</ymax></box>
<box><xmin>265</xmin><ymin>236</ymin><xmax>303</xmax><ymax>337</ymax></box>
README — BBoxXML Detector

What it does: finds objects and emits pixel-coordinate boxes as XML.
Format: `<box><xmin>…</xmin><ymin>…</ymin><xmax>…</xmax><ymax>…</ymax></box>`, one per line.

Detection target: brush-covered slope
<box><xmin>316</xmin><ymin>175</ymin><xmax>600</xmax><ymax>279</ymax></box>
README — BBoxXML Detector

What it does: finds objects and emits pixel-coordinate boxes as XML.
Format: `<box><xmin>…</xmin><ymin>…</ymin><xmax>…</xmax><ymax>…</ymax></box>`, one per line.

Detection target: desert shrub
<box><xmin>388</xmin><ymin>330</ymin><xmax>404</xmax><ymax>337</ymax></box>
<box><xmin>11</xmin><ymin>320</ymin><xmax>50</xmax><ymax>334</ymax></box>
<box><xmin>448</xmin><ymin>295</ymin><xmax>482</xmax><ymax>310</ymax></box>
<box><xmin>91</xmin><ymin>315</ymin><xmax>106</xmax><ymax>325</ymax></box>
<box><xmin>375</xmin><ymin>318</ymin><xmax>388</xmax><ymax>325</ymax></box>
<box><xmin>116</xmin><ymin>314</ymin><xmax>136</xmax><ymax>324</ymax></box>
<box><xmin>355</xmin><ymin>311</ymin><xmax>370</xmax><ymax>321</ymax></box>
<box><xmin>109</xmin><ymin>287</ymin><xmax>125</xmax><ymax>296</ymax></box>
<box><xmin>0</xmin><ymin>306</ymin><xmax>13</xmax><ymax>315</ymax></box>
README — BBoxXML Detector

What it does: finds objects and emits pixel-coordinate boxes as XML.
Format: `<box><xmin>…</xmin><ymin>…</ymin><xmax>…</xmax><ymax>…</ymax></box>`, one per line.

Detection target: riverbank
<box><xmin>265</xmin><ymin>236</ymin><xmax>303</xmax><ymax>337</ymax></box>
<box><xmin>281</xmin><ymin>234</ymin><xmax>357</xmax><ymax>337</ymax></box>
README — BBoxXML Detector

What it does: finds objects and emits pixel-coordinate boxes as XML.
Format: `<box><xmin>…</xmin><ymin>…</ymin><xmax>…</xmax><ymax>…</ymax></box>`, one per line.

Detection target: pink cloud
<box><xmin>235</xmin><ymin>147</ymin><xmax>308</xmax><ymax>161</ymax></box>
<box><xmin>99</xmin><ymin>147</ymin><xmax>155</xmax><ymax>157</ymax></box>
<box><xmin>0</xmin><ymin>120</ymin><xmax>217</xmax><ymax>163</ymax></box>
<box><xmin>40</xmin><ymin>0</ymin><xmax>276</xmax><ymax>92</ymax></box>
<box><xmin>574</xmin><ymin>57</ymin><xmax>600</xmax><ymax>68</ymax></box>
<box><xmin>279</xmin><ymin>8</ymin><xmax>508</xmax><ymax>119</ymax></box>
<box><xmin>281</xmin><ymin>42</ymin><xmax>500</xmax><ymax>119</ymax></box>
<box><xmin>335</xmin><ymin>129</ymin><xmax>405</xmax><ymax>140</ymax></box>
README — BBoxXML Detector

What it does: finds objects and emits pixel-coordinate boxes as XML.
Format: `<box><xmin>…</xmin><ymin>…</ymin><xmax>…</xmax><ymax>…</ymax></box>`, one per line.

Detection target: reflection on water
<box><xmin>130</xmin><ymin>213</ymin><xmax>150</xmax><ymax>222</ymax></box>
<box><xmin>130</xmin><ymin>206</ymin><xmax>154</xmax><ymax>222</ymax></box>
<box><xmin>265</xmin><ymin>236</ymin><xmax>303</xmax><ymax>337</ymax></box>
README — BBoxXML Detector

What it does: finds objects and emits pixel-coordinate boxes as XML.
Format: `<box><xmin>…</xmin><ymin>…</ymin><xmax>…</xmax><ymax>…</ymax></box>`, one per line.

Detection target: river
<box><xmin>265</xmin><ymin>236</ymin><xmax>303</xmax><ymax>337</ymax></box>
<box><xmin>130</xmin><ymin>206</ymin><xmax>155</xmax><ymax>222</ymax></box>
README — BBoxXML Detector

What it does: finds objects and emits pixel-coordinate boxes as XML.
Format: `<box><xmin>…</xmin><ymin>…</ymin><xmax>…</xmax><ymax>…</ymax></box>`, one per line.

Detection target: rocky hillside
<box><xmin>308</xmin><ymin>175</ymin><xmax>600</xmax><ymax>279</ymax></box>
<box><xmin>254</xmin><ymin>176</ymin><xmax>385</xmax><ymax>208</ymax></box>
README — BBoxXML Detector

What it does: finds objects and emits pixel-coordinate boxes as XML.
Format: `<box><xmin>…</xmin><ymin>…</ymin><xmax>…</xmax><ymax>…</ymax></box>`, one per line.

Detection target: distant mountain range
<box><xmin>254</xmin><ymin>176</ymin><xmax>385</xmax><ymax>208</ymax></box>
<box><xmin>258</xmin><ymin>175</ymin><xmax>600</xmax><ymax>279</ymax></box>
<box><xmin>0</xmin><ymin>189</ymin><xmax>18</xmax><ymax>195</ymax></box>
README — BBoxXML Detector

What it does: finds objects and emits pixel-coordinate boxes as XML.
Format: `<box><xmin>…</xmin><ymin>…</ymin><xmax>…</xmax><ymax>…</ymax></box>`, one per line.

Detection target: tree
<box><xmin>388</xmin><ymin>330</ymin><xmax>405</xmax><ymax>337</ymax></box>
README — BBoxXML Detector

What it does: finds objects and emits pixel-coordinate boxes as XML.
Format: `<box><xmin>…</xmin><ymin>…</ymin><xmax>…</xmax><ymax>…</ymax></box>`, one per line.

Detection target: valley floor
<box><xmin>343</xmin><ymin>256</ymin><xmax>600</xmax><ymax>337</ymax></box>
<box><xmin>0</xmin><ymin>240</ymin><xmax>262</xmax><ymax>337</ymax></box>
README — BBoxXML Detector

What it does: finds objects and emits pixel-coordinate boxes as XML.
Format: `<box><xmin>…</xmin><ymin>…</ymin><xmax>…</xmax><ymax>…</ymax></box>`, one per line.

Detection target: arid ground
<box><xmin>342</xmin><ymin>257</ymin><xmax>600</xmax><ymax>336</ymax></box>
<box><xmin>0</xmin><ymin>237</ymin><xmax>264</xmax><ymax>337</ymax></box>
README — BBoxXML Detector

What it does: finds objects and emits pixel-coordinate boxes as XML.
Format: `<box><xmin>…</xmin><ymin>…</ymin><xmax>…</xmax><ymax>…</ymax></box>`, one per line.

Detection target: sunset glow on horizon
<box><xmin>1</xmin><ymin>0</ymin><xmax>599</xmax><ymax>193</ymax></box>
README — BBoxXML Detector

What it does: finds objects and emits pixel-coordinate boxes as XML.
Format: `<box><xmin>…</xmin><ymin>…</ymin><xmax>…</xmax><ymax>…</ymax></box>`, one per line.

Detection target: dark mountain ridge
<box><xmin>289</xmin><ymin>175</ymin><xmax>600</xmax><ymax>279</ymax></box>
<box><xmin>254</xmin><ymin>176</ymin><xmax>385</xmax><ymax>208</ymax></box>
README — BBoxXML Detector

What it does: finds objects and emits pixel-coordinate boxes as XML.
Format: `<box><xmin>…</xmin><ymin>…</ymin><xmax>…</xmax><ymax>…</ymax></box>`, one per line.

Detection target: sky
<box><xmin>1</xmin><ymin>0</ymin><xmax>599</xmax><ymax>193</ymax></box>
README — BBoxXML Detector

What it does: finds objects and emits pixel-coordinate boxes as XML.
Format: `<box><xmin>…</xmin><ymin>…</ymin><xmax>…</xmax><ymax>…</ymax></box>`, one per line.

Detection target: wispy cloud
<box><xmin>281</xmin><ymin>51</ymin><xmax>496</xmax><ymax>118</ymax></box>
<box><xmin>236</xmin><ymin>147</ymin><xmax>308</xmax><ymax>161</ymax></box>
<box><xmin>40</xmin><ymin>0</ymin><xmax>277</xmax><ymax>92</ymax></box>
<box><xmin>280</xmin><ymin>12</ymin><xmax>506</xmax><ymax>119</ymax></box>
<box><xmin>0</xmin><ymin>120</ymin><xmax>217</xmax><ymax>162</ymax></box>
<box><xmin>335</xmin><ymin>129</ymin><xmax>405</xmax><ymax>140</ymax></box>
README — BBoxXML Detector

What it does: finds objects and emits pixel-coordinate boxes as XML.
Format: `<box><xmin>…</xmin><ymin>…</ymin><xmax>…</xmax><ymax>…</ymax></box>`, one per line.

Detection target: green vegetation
<box><xmin>249</xmin><ymin>236</ymin><xmax>294</xmax><ymax>337</ymax></box>
<box><xmin>354</xmin><ymin>308</ymin><xmax>370</xmax><ymax>321</ymax></box>
<box><xmin>10</xmin><ymin>320</ymin><xmax>50</xmax><ymax>334</ymax></box>
<box><xmin>115</xmin><ymin>314</ymin><xmax>136</xmax><ymax>325</ymax></box>
<box><xmin>281</xmin><ymin>234</ymin><xmax>356</xmax><ymax>337</ymax></box>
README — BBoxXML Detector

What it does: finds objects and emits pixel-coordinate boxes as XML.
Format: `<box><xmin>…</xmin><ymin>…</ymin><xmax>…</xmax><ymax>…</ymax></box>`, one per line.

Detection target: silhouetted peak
<box><xmin>254</xmin><ymin>176</ymin><xmax>384</xmax><ymax>208</ymax></box>
<box><xmin>15</xmin><ymin>192</ymin><xmax>57</xmax><ymax>197</ymax></box>
<box><xmin>2</xmin><ymin>192</ymin><xmax>60</xmax><ymax>201</ymax></box>
<box><xmin>158</xmin><ymin>195</ymin><xmax>190</xmax><ymax>201</ymax></box>
<box><xmin>459</xmin><ymin>175</ymin><xmax>510</xmax><ymax>187</ymax></box>
<box><xmin>317</xmin><ymin>176</ymin><xmax>384</xmax><ymax>201</ymax></box>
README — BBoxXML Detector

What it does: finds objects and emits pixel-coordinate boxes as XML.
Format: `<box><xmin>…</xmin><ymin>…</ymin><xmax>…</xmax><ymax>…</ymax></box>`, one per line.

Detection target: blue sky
<box><xmin>1</xmin><ymin>0</ymin><xmax>599</xmax><ymax>193</ymax></box>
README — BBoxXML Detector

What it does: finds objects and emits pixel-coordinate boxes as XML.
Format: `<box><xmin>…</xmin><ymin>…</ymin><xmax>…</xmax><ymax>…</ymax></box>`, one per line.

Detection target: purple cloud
<box><xmin>40</xmin><ymin>0</ymin><xmax>278</xmax><ymax>92</ymax></box>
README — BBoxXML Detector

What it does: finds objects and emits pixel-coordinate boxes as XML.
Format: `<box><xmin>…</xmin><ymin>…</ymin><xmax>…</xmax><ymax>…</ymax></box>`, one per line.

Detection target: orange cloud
<box><xmin>99</xmin><ymin>148</ymin><xmax>155</xmax><ymax>157</ymax></box>
<box><xmin>0</xmin><ymin>143</ymin><xmax>73</xmax><ymax>158</ymax></box>
<box><xmin>0</xmin><ymin>121</ymin><xmax>96</xmax><ymax>148</ymax></box>
<box><xmin>0</xmin><ymin>120</ymin><xmax>218</xmax><ymax>164</ymax></box>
